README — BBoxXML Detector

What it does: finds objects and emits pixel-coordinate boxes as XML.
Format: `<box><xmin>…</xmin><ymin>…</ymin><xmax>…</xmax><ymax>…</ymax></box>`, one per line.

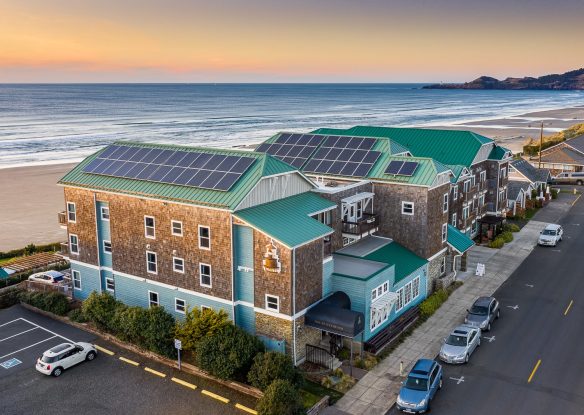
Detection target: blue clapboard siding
<box><xmin>322</xmin><ymin>258</ymin><xmax>334</xmax><ymax>297</ymax></box>
<box><xmin>101</xmin><ymin>269</ymin><xmax>113</xmax><ymax>295</ymax></box>
<box><xmin>96</xmin><ymin>201</ymin><xmax>112</xmax><ymax>269</ymax></box>
<box><xmin>113</xmin><ymin>273</ymin><xmax>234</xmax><ymax>320</ymax></box>
<box><xmin>71</xmin><ymin>262</ymin><xmax>101</xmax><ymax>300</ymax></box>
<box><xmin>258</xmin><ymin>335</ymin><xmax>286</xmax><ymax>354</ymax></box>
<box><xmin>235</xmin><ymin>304</ymin><xmax>256</xmax><ymax>334</ymax></box>
<box><xmin>233</xmin><ymin>225</ymin><xmax>254</xmax><ymax>303</ymax></box>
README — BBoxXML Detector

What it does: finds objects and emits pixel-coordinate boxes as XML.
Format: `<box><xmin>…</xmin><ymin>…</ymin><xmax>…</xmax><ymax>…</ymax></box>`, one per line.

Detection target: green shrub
<box><xmin>551</xmin><ymin>189</ymin><xmax>559</xmax><ymax>199</ymax></box>
<box><xmin>114</xmin><ymin>306</ymin><xmax>148</xmax><ymax>345</ymax></box>
<box><xmin>0</xmin><ymin>242</ymin><xmax>60</xmax><ymax>260</ymax></box>
<box><xmin>175</xmin><ymin>306</ymin><xmax>230</xmax><ymax>351</ymax></box>
<box><xmin>488</xmin><ymin>238</ymin><xmax>505</xmax><ymax>249</ymax></box>
<box><xmin>248</xmin><ymin>352</ymin><xmax>303</xmax><ymax>391</ymax></box>
<box><xmin>419</xmin><ymin>289</ymin><xmax>449</xmax><ymax>319</ymax></box>
<box><xmin>337</xmin><ymin>348</ymin><xmax>350</xmax><ymax>361</ymax></box>
<box><xmin>501</xmin><ymin>231</ymin><xmax>514</xmax><ymax>243</ymax></box>
<box><xmin>196</xmin><ymin>324</ymin><xmax>264</xmax><ymax>380</ymax></box>
<box><xmin>82</xmin><ymin>292</ymin><xmax>122</xmax><ymax>331</ymax></box>
<box><xmin>143</xmin><ymin>306</ymin><xmax>176</xmax><ymax>357</ymax></box>
<box><xmin>503</xmin><ymin>223</ymin><xmax>520</xmax><ymax>233</ymax></box>
<box><xmin>68</xmin><ymin>308</ymin><xmax>87</xmax><ymax>323</ymax></box>
<box><xmin>0</xmin><ymin>287</ymin><xmax>23</xmax><ymax>309</ymax></box>
<box><xmin>19</xmin><ymin>291</ymin><xmax>70</xmax><ymax>315</ymax></box>
<box><xmin>257</xmin><ymin>380</ymin><xmax>303</xmax><ymax>415</ymax></box>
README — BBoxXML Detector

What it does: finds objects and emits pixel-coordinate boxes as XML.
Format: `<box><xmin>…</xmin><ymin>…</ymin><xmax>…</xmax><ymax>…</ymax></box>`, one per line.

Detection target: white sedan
<box><xmin>538</xmin><ymin>224</ymin><xmax>563</xmax><ymax>247</ymax></box>
<box><xmin>36</xmin><ymin>342</ymin><xmax>97</xmax><ymax>377</ymax></box>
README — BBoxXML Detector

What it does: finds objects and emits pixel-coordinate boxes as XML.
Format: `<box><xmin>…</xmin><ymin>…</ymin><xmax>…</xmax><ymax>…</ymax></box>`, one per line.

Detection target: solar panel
<box><xmin>384</xmin><ymin>160</ymin><xmax>419</xmax><ymax>176</ymax></box>
<box><xmin>385</xmin><ymin>160</ymin><xmax>404</xmax><ymax>175</ymax></box>
<box><xmin>82</xmin><ymin>145</ymin><xmax>256</xmax><ymax>191</ymax></box>
<box><xmin>255</xmin><ymin>133</ymin><xmax>323</xmax><ymax>168</ymax></box>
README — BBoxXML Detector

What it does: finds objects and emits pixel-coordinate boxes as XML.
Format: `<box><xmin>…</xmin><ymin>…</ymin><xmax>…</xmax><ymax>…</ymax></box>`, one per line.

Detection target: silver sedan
<box><xmin>439</xmin><ymin>325</ymin><xmax>481</xmax><ymax>364</ymax></box>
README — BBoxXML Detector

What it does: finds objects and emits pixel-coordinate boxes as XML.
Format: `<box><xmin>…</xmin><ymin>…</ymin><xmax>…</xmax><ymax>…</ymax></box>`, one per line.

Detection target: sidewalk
<box><xmin>323</xmin><ymin>220</ymin><xmax>546</xmax><ymax>415</ymax></box>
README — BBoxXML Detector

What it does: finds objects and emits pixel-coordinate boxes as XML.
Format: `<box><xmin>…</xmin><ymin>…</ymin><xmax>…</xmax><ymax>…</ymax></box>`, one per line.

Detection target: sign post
<box><xmin>174</xmin><ymin>339</ymin><xmax>182</xmax><ymax>370</ymax></box>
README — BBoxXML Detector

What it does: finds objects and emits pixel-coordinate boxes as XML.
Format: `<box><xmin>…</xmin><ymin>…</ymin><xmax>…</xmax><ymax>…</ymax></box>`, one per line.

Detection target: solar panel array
<box><xmin>82</xmin><ymin>145</ymin><xmax>256</xmax><ymax>191</ymax></box>
<box><xmin>255</xmin><ymin>133</ymin><xmax>323</xmax><ymax>168</ymax></box>
<box><xmin>302</xmin><ymin>135</ymin><xmax>381</xmax><ymax>177</ymax></box>
<box><xmin>384</xmin><ymin>160</ymin><xmax>419</xmax><ymax>176</ymax></box>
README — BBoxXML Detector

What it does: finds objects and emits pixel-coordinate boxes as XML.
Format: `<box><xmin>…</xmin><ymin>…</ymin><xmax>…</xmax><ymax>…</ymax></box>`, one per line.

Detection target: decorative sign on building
<box><xmin>262</xmin><ymin>240</ymin><xmax>281</xmax><ymax>273</ymax></box>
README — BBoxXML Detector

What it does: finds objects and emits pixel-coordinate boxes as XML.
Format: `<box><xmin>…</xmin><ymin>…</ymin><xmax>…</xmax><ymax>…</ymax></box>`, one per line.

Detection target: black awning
<box><xmin>479</xmin><ymin>215</ymin><xmax>505</xmax><ymax>225</ymax></box>
<box><xmin>304</xmin><ymin>291</ymin><xmax>365</xmax><ymax>337</ymax></box>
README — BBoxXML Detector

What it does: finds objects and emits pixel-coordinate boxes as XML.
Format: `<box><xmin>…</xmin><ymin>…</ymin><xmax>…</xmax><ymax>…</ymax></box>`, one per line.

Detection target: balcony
<box><xmin>323</xmin><ymin>240</ymin><xmax>332</xmax><ymax>258</ymax></box>
<box><xmin>342</xmin><ymin>213</ymin><xmax>379</xmax><ymax>235</ymax></box>
<box><xmin>58</xmin><ymin>211</ymin><xmax>67</xmax><ymax>228</ymax></box>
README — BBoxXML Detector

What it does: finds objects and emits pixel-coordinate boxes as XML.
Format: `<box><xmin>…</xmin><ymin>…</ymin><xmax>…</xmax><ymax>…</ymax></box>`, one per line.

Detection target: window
<box><xmin>440</xmin><ymin>256</ymin><xmax>446</xmax><ymax>275</ymax></box>
<box><xmin>106</xmin><ymin>278</ymin><xmax>115</xmax><ymax>292</ymax></box>
<box><xmin>441</xmin><ymin>223</ymin><xmax>448</xmax><ymax>243</ymax></box>
<box><xmin>480</xmin><ymin>171</ymin><xmax>486</xmax><ymax>182</ymax></box>
<box><xmin>101</xmin><ymin>206</ymin><xmax>110</xmax><ymax>221</ymax></box>
<box><xmin>498</xmin><ymin>189</ymin><xmax>505</xmax><ymax>202</ymax></box>
<box><xmin>198</xmin><ymin>226</ymin><xmax>210</xmax><ymax>250</ymax></box>
<box><xmin>404</xmin><ymin>282</ymin><xmax>412</xmax><ymax>304</ymax></box>
<box><xmin>500</xmin><ymin>167</ymin><xmax>507</xmax><ymax>178</ymax></box>
<box><xmin>266</xmin><ymin>294</ymin><xmax>279</xmax><ymax>312</ymax></box>
<box><xmin>396</xmin><ymin>287</ymin><xmax>405</xmax><ymax>311</ymax></box>
<box><xmin>148</xmin><ymin>291</ymin><xmax>159</xmax><ymax>307</ymax></box>
<box><xmin>371</xmin><ymin>280</ymin><xmax>390</xmax><ymax>303</ymax></box>
<box><xmin>479</xmin><ymin>194</ymin><xmax>485</xmax><ymax>207</ymax></box>
<box><xmin>356</xmin><ymin>200</ymin><xmax>363</xmax><ymax>219</ymax></box>
<box><xmin>173</xmin><ymin>257</ymin><xmax>185</xmax><ymax>273</ymax></box>
<box><xmin>452</xmin><ymin>185</ymin><xmax>458</xmax><ymax>201</ymax></box>
<box><xmin>144</xmin><ymin>216</ymin><xmax>155</xmax><ymax>239</ymax></box>
<box><xmin>463</xmin><ymin>205</ymin><xmax>469</xmax><ymax>220</ymax></box>
<box><xmin>146</xmin><ymin>251</ymin><xmax>157</xmax><ymax>274</ymax></box>
<box><xmin>72</xmin><ymin>270</ymin><xmax>81</xmax><ymax>290</ymax></box>
<box><xmin>103</xmin><ymin>240</ymin><xmax>112</xmax><ymax>254</ymax></box>
<box><xmin>69</xmin><ymin>234</ymin><xmax>79</xmax><ymax>254</ymax></box>
<box><xmin>451</xmin><ymin>213</ymin><xmax>457</xmax><ymax>227</ymax></box>
<box><xmin>470</xmin><ymin>175</ymin><xmax>476</xmax><ymax>187</ymax></box>
<box><xmin>199</xmin><ymin>263</ymin><xmax>212</xmax><ymax>287</ymax></box>
<box><xmin>67</xmin><ymin>202</ymin><xmax>76</xmax><ymax>223</ymax></box>
<box><xmin>412</xmin><ymin>277</ymin><xmax>420</xmax><ymax>299</ymax></box>
<box><xmin>171</xmin><ymin>220</ymin><xmax>183</xmax><ymax>237</ymax></box>
<box><xmin>201</xmin><ymin>305</ymin><xmax>212</xmax><ymax>313</ymax></box>
<box><xmin>402</xmin><ymin>201</ymin><xmax>414</xmax><ymax>215</ymax></box>
<box><xmin>463</xmin><ymin>180</ymin><xmax>470</xmax><ymax>193</ymax></box>
<box><xmin>443</xmin><ymin>193</ymin><xmax>449</xmax><ymax>213</ymax></box>
<box><xmin>175</xmin><ymin>298</ymin><xmax>186</xmax><ymax>314</ymax></box>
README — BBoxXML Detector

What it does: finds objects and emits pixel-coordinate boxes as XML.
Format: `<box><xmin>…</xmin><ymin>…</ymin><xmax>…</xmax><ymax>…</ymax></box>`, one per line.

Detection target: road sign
<box><xmin>174</xmin><ymin>339</ymin><xmax>182</xmax><ymax>350</ymax></box>
<box><xmin>1</xmin><ymin>358</ymin><xmax>22</xmax><ymax>369</ymax></box>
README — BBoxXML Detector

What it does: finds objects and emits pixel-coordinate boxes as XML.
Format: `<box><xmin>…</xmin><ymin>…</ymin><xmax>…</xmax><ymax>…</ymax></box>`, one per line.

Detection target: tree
<box><xmin>256</xmin><ymin>380</ymin><xmax>303</xmax><ymax>415</ymax></box>
<box><xmin>175</xmin><ymin>306</ymin><xmax>230</xmax><ymax>351</ymax></box>
<box><xmin>195</xmin><ymin>324</ymin><xmax>265</xmax><ymax>380</ymax></box>
<box><xmin>81</xmin><ymin>292</ymin><xmax>121</xmax><ymax>331</ymax></box>
<box><xmin>248</xmin><ymin>352</ymin><xmax>303</xmax><ymax>391</ymax></box>
<box><xmin>143</xmin><ymin>305</ymin><xmax>176</xmax><ymax>358</ymax></box>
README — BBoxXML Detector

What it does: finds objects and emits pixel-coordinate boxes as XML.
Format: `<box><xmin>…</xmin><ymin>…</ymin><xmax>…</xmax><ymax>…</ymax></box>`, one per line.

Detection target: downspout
<box><xmin>93</xmin><ymin>193</ymin><xmax>103</xmax><ymax>293</ymax></box>
<box><xmin>292</xmin><ymin>247</ymin><xmax>297</xmax><ymax>366</ymax></box>
<box><xmin>452</xmin><ymin>251</ymin><xmax>462</xmax><ymax>282</ymax></box>
<box><xmin>230</xmin><ymin>214</ymin><xmax>235</xmax><ymax>324</ymax></box>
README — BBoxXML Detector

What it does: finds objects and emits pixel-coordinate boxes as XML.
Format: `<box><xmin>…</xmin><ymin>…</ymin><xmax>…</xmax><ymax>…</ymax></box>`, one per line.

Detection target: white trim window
<box><xmin>451</xmin><ymin>212</ymin><xmax>457</xmax><ymax>227</ymax></box>
<box><xmin>440</xmin><ymin>256</ymin><xmax>446</xmax><ymax>275</ymax></box>
<box><xmin>500</xmin><ymin>167</ymin><xmax>507</xmax><ymax>179</ymax></box>
<box><xmin>441</xmin><ymin>223</ymin><xmax>448</xmax><ymax>243</ymax></box>
<box><xmin>144</xmin><ymin>216</ymin><xmax>155</xmax><ymax>239</ymax></box>
<box><xmin>463</xmin><ymin>180</ymin><xmax>471</xmax><ymax>193</ymax></box>
<box><xmin>173</xmin><ymin>257</ymin><xmax>185</xmax><ymax>274</ymax></box>
<box><xmin>402</xmin><ymin>201</ymin><xmax>414</xmax><ymax>215</ymax></box>
<box><xmin>175</xmin><ymin>298</ymin><xmax>186</xmax><ymax>314</ymax></box>
<box><xmin>103</xmin><ymin>240</ymin><xmax>112</xmax><ymax>254</ymax></box>
<box><xmin>395</xmin><ymin>287</ymin><xmax>405</xmax><ymax>312</ymax></box>
<box><xmin>201</xmin><ymin>305</ymin><xmax>212</xmax><ymax>313</ymax></box>
<box><xmin>72</xmin><ymin>270</ymin><xmax>81</xmax><ymax>290</ymax></box>
<box><xmin>480</xmin><ymin>171</ymin><xmax>486</xmax><ymax>182</ymax></box>
<box><xmin>371</xmin><ymin>281</ymin><xmax>390</xmax><ymax>303</ymax></box>
<box><xmin>67</xmin><ymin>202</ymin><xmax>76</xmax><ymax>223</ymax></box>
<box><xmin>479</xmin><ymin>194</ymin><xmax>485</xmax><ymax>207</ymax></box>
<box><xmin>198</xmin><ymin>226</ymin><xmax>211</xmax><ymax>250</ymax></box>
<box><xmin>265</xmin><ymin>294</ymin><xmax>280</xmax><ymax>312</ymax></box>
<box><xmin>101</xmin><ymin>206</ymin><xmax>110</xmax><ymax>221</ymax></box>
<box><xmin>148</xmin><ymin>291</ymin><xmax>159</xmax><ymax>308</ymax></box>
<box><xmin>199</xmin><ymin>263</ymin><xmax>212</xmax><ymax>287</ymax></box>
<box><xmin>443</xmin><ymin>193</ymin><xmax>449</xmax><ymax>213</ymax></box>
<box><xmin>463</xmin><ymin>205</ymin><xmax>470</xmax><ymax>220</ymax></box>
<box><xmin>69</xmin><ymin>234</ymin><xmax>79</xmax><ymax>255</ymax></box>
<box><xmin>105</xmin><ymin>277</ymin><xmax>115</xmax><ymax>292</ymax></box>
<box><xmin>171</xmin><ymin>220</ymin><xmax>183</xmax><ymax>237</ymax></box>
<box><xmin>146</xmin><ymin>251</ymin><xmax>157</xmax><ymax>274</ymax></box>
<box><xmin>452</xmin><ymin>185</ymin><xmax>458</xmax><ymax>201</ymax></box>
<box><xmin>412</xmin><ymin>277</ymin><xmax>420</xmax><ymax>299</ymax></box>
<box><xmin>404</xmin><ymin>281</ymin><xmax>412</xmax><ymax>304</ymax></box>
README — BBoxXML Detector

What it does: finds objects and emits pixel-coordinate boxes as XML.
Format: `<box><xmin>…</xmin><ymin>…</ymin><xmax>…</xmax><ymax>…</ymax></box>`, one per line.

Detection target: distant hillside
<box><xmin>424</xmin><ymin>68</ymin><xmax>584</xmax><ymax>90</ymax></box>
<box><xmin>523</xmin><ymin>123</ymin><xmax>584</xmax><ymax>156</ymax></box>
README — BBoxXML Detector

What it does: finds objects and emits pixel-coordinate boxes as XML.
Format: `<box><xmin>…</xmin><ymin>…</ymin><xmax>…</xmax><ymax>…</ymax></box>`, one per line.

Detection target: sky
<box><xmin>1</xmin><ymin>0</ymin><xmax>583</xmax><ymax>83</ymax></box>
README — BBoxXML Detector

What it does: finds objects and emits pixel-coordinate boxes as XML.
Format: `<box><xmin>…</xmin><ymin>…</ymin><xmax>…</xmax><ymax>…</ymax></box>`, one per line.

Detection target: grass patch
<box><xmin>525</xmin><ymin>207</ymin><xmax>539</xmax><ymax>220</ymax></box>
<box><xmin>301</xmin><ymin>380</ymin><xmax>344</xmax><ymax>405</ymax></box>
<box><xmin>299</xmin><ymin>389</ymin><xmax>321</xmax><ymax>409</ymax></box>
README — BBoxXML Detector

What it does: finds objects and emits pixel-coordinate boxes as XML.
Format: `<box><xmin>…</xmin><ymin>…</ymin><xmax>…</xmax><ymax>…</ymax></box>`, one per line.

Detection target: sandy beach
<box><xmin>1</xmin><ymin>105</ymin><xmax>583</xmax><ymax>252</ymax></box>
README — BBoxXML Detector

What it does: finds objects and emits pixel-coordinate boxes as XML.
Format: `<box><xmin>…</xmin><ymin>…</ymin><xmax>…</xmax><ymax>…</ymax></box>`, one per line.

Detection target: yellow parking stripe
<box><xmin>144</xmin><ymin>367</ymin><xmax>166</xmax><ymax>378</ymax></box>
<box><xmin>94</xmin><ymin>345</ymin><xmax>115</xmax><ymax>356</ymax></box>
<box><xmin>201</xmin><ymin>390</ymin><xmax>230</xmax><ymax>403</ymax></box>
<box><xmin>564</xmin><ymin>300</ymin><xmax>574</xmax><ymax>316</ymax></box>
<box><xmin>235</xmin><ymin>403</ymin><xmax>258</xmax><ymax>414</ymax></box>
<box><xmin>528</xmin><ymin>359</ymin><xmax>541</xmax><ymax>383</ymax></box>
<box><xmin>119</xmin><ymin>356</ymin><xmax>140</xmax><ymax>366</ymax></box>
<box><xmin>171</xmin><ymin>377</ymin><xmax>197</xmax><ymax>390</ymax></box>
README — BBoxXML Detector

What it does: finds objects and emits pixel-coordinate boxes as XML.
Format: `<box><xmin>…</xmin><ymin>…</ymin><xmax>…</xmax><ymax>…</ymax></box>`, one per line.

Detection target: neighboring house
<box><xmin>536</xmin><ymin>134</ymin><xmax>584</xmax><ymax>174</ymax></box>
<box><xmin>506</xmin><ymin>181</ymin><xmax>532</xmax><ymax>216</ymax></box>
<box><xmin>509</xmin><ymin>158</ymin><xmax>551</xmax><ymax>192</ymax></box>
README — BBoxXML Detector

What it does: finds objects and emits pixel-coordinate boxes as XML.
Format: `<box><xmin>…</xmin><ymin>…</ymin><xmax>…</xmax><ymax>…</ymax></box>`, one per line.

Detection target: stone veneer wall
<box><xmin>64</xmin><ymin>187</ymin><xmax>99</xmax><ymax>266</ymax></box>
<box><xmin>294</xmin><ymin>315</ymin><xmax>321</xmax><ymax>363</ymax></box>
<box><xmin>427</xmin><ymin>250</ymin><xmax>447</xmax><ymax>293</ymax></box>
<box><xmin>255</xmin><ymin>313</ymin><xmax>293</xmax><ymax>355</ymax></box>
<box><xmin>294</xmin><ymin>239</ymin><xmax>324</xmax><ymax>311</ymax></box>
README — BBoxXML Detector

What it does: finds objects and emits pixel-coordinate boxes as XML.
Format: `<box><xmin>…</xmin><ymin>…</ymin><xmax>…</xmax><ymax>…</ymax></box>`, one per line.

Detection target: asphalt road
<box><xmin>0</xmin><ymin>305</ymin><xmax>256</xmax><ymax>415</ymax></box>
<box><xmin>389</xmin><ymin>196</ymin><xmax>584</xmax><ymax>414</ymax></box>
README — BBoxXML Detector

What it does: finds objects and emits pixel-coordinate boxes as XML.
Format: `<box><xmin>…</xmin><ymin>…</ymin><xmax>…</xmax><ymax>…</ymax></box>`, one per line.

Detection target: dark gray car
<box><xmin>465</xmin><ymin>296</ymin><xmax>500</xmax><ymax>331</ymax></box>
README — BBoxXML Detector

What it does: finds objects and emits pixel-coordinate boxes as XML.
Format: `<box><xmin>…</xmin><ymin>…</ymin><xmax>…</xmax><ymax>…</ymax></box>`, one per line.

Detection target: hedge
<box><xmin>19</xmin><ymin>291</ymin><xmax>71</xmax><ymax>316</ymax></box>
<box><xmin>501</xmin><ymin>231</ymin><xmax>514</xmax><ymax>243</ymax></box>
<box><xmin>488</xmin><ymin>237</ymin><xmax>505</xmax><ymax>249</ymax></box>
<box><xmin>0</xmin><ymin>242</ymin><xmax>61</xmax><ymax>260</ymax></box>
<box><xmin>247</xmin><ymin>351</ymin><xmax>303</xmax><ymax>391</ymax></box>
<box><xmin>257</xmin><ymin>380</ymin><xmax>303</xmax><ymax>415</ymax></box>
<box><xmin>419</xmin><ymin>289</ymin><xmax>449</xmax><ymax>320</ymax></box>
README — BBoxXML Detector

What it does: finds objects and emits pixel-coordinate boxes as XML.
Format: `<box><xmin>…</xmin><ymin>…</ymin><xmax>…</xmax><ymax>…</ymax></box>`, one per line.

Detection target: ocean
<box><xmin>0</xmin><ymin>83</ymin><xmax>583</xmax><ymax>168</ymax></box>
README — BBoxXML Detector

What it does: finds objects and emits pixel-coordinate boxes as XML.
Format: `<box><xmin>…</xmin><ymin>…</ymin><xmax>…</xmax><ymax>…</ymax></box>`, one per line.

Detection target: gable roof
<box><xmin>312</xmin><ymin>126</ymin><xmax>493</xmax><ymax>167</ymax></box>
<box><xmin>510</xmin><ymin>159</ymin><xmax>551</xmax><ymax>183</ymax></box>
<box><xmin>488</xmin><ymin>145</ymin><xmax>512</xmax><ymax>161</ymax></box>
<box><xmin>447</xmin><ymin>225</ymin><xmax>474</xmax><ymax>254</ymax></box>
<box><xmin>507</xmin><ymin>180</ymin><xmax>531</xmax><ymax>201</ymax></box>
<box><xmin>564</xmin><ymin>134</ymin><xmax>584</xmax><ymax>154</ymax></box>
<box><xmin>539</xmin><ymin>147</ymin><xmax>584</xmax><ymax>166</ymax></box>
<box><xmin>233</xmin><ymin>192</ymin><xmax>336</xmax><ymax>248</ymax></box>
<box><xmin>59</xmin><ymin>141</ymin><xmax>298</xmax><ymax>210</ymax></box>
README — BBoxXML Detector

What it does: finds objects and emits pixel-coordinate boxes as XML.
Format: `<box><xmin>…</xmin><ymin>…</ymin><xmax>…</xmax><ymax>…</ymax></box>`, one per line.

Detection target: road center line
<box><xmin>0</xmin><ymin>336</ymin><xmax>57</xmax><ymax>360</ymax></box>
<box><xmin>0</xmin><ymin>327</ymin><xmax>38</xmax><ymax>342</ymax></box>
<box><xmin>564</xmin><ymin>300</ymin><xmax>574</xmax><ymax>316</ymax></box>
<box><xmin>528</xmin><ymin>359</ymin><xmax>542</xmax><ymax>383</ymax></box>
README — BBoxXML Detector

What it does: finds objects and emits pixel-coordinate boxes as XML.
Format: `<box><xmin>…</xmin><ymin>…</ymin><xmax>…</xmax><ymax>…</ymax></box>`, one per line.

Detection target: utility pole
<box><xmin>538</xmin><ymin>121</ymin><xmax>543</xmax><ymax>169</ymax></box>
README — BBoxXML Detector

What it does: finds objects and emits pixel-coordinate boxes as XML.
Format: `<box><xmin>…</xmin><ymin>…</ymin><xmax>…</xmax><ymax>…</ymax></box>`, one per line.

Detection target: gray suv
<box><xmin>465</xmin><ymin>296</ymin><xmax>500</xmax><ymax>331</ymax></box>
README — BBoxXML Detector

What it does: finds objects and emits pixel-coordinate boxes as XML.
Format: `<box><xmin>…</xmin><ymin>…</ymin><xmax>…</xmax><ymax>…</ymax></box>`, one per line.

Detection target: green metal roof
<box><xmin>233</xmin><ymin>192</ymin><xmax>336</xmax><ymax>248</ymax></box>
<box><xmin>447</xmin><ymin>224</ymin><xmax>475</xmax><ymax>254</ymax></box>
<box><xmin>58</xmin><ymin>141</ymin><xmax>298</xmax><ymax>210</ymax></box>
<box><xmin>313</xmin><ymin>126</ymin><xmax>493</xmax><ymax>167</ymax></box>
<box><xmin>368</xmin><ymin>155</ymin><xmax>451</xmax><ymax>186</ymax></box>
<box><xmin>488</xmin><ymin>145</ymin><xmax>511</xmax><ymax>161</ymax></box>
<box><xmin>306</xmin><ymin>129</ymin><xmax>411</xmax><ymax>156</ymax></box>
<box><xmin>363</xmin><ymin>241</ymin><xmax>428</xmax><ymax>284</ymax></box>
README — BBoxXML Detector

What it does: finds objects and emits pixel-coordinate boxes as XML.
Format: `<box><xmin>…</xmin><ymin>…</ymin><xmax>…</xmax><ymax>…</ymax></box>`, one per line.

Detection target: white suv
<box><xmin>36</xmin><ymin>342</ymin><xmax>97</xmax><ymax>377</ymax></box>
<box><xmin>538</xmin><ymin>224</ymin><xmax>563</xmax><ymax>247</ymax></box>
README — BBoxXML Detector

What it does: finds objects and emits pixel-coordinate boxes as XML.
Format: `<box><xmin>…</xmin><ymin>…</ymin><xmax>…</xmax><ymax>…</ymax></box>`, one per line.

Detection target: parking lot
<box><xmin>0</xmin><ymin>305</ymin><xmax>257</xmax><ymax>415</ymax></box>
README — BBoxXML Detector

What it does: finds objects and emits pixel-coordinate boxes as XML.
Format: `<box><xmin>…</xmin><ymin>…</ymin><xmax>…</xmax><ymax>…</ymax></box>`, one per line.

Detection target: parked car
<box><xmin>439</xmin><ymin>325</ymin><xmax>481</xmax><ymax>364</ymax></box>
<box><xmin>36</xmin><ymin>342</ymin><xmax>97</xmax><ymax>377</ymax></box>
<box><xmin>538</xmin><ymin>224</ymin><xmax>563</xmax><ymax>247</ymax></box>
<box><xmin>396</xmin><ymin>359</ymin><xmax>442</xmax><ymax>413</ymax></box>
<box><xmin>465</xmin><ymin>296</ymin><xmax>500</xmax><ymax>331</ymax></box>
<box><xmin>28</xmin><ymin>270</ymin><xmax>65</xmax><ymax>285</ymax></box>
<box><xmin>551</xmin><ymin>171</ymin><xmax>584</xmax><ymax>185</ymax></box>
